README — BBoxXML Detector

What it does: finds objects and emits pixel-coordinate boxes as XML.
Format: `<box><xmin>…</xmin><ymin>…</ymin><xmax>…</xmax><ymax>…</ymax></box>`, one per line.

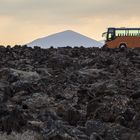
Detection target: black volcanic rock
<box><xmin>0</xmin><ymin>46</ymin><xmax>139</xmax><ymax>139</ymax></box>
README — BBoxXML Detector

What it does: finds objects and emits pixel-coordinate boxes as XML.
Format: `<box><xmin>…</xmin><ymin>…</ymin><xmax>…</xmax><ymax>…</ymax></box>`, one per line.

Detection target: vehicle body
<box><xmin>102</xmin><ymin>27</ymin><xmax>140</xmax><ymax>48</ymax></box>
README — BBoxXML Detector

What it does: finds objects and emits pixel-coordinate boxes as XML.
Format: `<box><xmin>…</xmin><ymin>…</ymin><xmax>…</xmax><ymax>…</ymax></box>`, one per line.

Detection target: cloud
<box><xmin>0</xmin><ymin>0</ymin><xmax>140</xmax><ymax>23</ymax></box>
<box><xmin>0</xmin><ymin>0</ymin><xmax>140</xmax><ymax>45</ymax></box>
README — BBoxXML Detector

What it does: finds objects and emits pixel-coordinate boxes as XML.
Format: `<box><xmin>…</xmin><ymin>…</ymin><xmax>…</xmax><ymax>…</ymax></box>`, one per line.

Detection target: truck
<box><xmin>102</xmin><ymin>27</ymin><xmax>140</xmax><ymax>48</ymax></box>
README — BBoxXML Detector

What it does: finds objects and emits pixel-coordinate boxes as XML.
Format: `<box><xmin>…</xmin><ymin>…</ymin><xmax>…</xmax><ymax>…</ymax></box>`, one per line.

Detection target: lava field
<box><xmin>0</xmin><ymin>45</ymin><xmax>140</xmax><ymax>140</ymax></box>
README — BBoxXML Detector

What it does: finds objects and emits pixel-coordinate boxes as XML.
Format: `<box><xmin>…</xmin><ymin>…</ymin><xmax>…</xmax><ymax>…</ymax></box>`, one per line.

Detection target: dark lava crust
<box><xmin>0</xmin><ymin>45</ymin><xmax>140</xmax><ymax>140</ymax></box>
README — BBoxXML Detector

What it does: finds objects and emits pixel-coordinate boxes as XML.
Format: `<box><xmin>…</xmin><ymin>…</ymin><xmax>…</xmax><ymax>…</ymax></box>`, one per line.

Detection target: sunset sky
<box><xmin>0</xmin><ymin>0</ymin><xmax>140</xmax><ymax>45</ymax></box>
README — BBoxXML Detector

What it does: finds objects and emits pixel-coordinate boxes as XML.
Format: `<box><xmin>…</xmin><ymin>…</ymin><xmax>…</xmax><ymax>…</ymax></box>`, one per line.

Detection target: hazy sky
<box><xmin>0</xmin><ymin>0</ymin><xmax>140</xmax><ymax>45</ymax></box>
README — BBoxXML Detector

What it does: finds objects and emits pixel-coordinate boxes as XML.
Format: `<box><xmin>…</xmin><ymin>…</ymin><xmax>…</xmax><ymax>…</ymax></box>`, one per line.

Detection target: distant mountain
<box><xmin>99</xmin><ymin>40</ymin><xmax>105</xmax><ymax>45</ymax></box>
<box><xmin>27</xmin><ymin>30</ymin><xmax>103</xmax><ymax>48</ymax></box>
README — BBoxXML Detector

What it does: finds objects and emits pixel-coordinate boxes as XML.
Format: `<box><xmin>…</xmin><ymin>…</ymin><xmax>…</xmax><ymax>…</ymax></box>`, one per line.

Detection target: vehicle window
<box><xmin>108</xmin><ymin>33</ymin><xmax>112</xmax><ymax>39</ymax></box>
<box><xmin>128</xmin><ymin>30</ymin><xmax>139</xmax><ymax>36</ymax></box>
<box><xmin>108</xmin><ymin>29</ymin><xmax>115</xmax><ymax>40</ymax></box>
<box><xmin>116</xmin><ymin>29</ymin><xmax>140</xmax><ymax>36</ymax></box>
<box><xmin>108</xmin><ymin>33</ymin><xmax>114</xmax><ymax>40</ymax></box>
<box><xmin>116</xmin><ymin>30</ymin><xmax>126</xmax><ymax>36</ymax></box>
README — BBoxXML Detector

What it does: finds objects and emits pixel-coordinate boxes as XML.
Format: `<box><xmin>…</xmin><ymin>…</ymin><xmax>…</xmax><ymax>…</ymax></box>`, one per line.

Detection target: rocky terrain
<box><xmin>0</xmin><ymin>45</ymin><xmax>140</xmax><ymax>140</ymax></box>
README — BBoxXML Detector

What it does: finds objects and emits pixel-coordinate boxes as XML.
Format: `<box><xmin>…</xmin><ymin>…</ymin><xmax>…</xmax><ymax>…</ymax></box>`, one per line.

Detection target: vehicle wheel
<box><xmin>119</xmin><ymin>44</ymin><xmax>127</xmax><ymax>49</ymax></box>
